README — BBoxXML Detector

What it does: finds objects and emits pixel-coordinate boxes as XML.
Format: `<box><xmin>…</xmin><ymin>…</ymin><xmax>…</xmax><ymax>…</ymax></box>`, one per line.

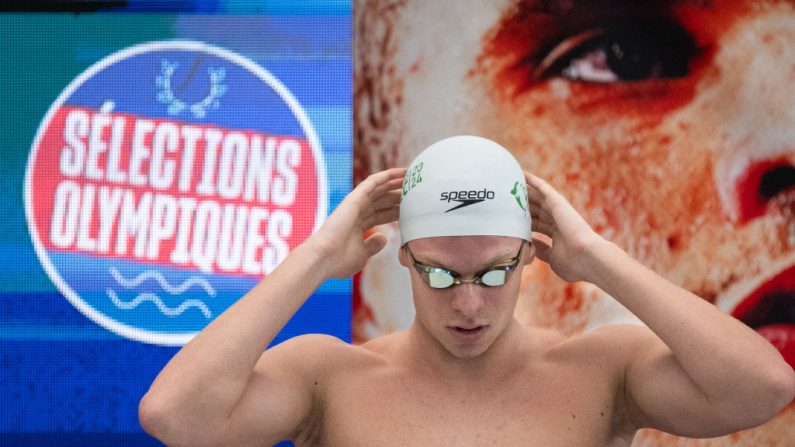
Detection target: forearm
<box><xmin>580</xmin><ymin>238</ymin><xmax>794</xmax><ymax>409</ymax></box>
<box><xmin>141</xmin><ymin>240</ymin><xmax>330</xmax><ymax>434</ymax></box>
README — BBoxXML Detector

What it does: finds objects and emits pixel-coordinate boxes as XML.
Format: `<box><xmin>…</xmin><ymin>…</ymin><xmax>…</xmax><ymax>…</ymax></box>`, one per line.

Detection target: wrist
<box><xmin>293</xmin><ymin>237</ymin><xmax>335</xmax><ymax>281</ymax></box>
<box><xmin>576</xmin><ymin>236</ymin><xmax>622</xmax><ymax>285</ymax></box>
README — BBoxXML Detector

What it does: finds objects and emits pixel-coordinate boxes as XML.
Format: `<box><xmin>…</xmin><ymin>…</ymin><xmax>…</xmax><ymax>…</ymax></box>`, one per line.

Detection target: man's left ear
<box><xmin>397</xmin><ymin>244</ymin><xmax>409</xmax><ymax>267</ymax></box>
<box><xmin>523</xmin><ymin>241</ymin><xmax>535</xmax><ymax>265</ymax></box>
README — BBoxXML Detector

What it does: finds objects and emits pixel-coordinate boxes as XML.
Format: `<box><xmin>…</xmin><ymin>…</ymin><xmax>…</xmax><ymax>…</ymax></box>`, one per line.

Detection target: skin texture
<box><xmin>354</xmin><ymin>0</ymin><xmax>795</xmax><ymax>445</ymax></box>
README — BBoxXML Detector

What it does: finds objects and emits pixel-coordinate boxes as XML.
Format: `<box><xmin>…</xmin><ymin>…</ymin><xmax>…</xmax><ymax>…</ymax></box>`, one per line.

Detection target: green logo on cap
<box><xmin>510</xmin><ymin>181</ymin><xmax>528</xmax><ymax>214</ymax></box>
<box><xmin>402</xmin><ymin>161</ymin><xmax>424</xmax><ymax>197</ymax></box>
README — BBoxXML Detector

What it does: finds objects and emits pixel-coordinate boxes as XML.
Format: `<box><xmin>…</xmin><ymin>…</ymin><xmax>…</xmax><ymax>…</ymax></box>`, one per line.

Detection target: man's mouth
<box><xmin>449</xmin><ymin>325</ymin><xmax>487</xmax><ymax>337</ymax></box>
<box><xmin>731</xmin><ymin>265</ymin><xmax>795</xmax><ymax>368</ymax></box>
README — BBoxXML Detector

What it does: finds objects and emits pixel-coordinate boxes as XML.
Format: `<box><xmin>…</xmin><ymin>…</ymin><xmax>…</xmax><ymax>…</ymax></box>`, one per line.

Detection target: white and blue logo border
<box><xmin>24</xmin><ymin>41</ymin><xmax>328</xmax><ymax>346</ymax></box>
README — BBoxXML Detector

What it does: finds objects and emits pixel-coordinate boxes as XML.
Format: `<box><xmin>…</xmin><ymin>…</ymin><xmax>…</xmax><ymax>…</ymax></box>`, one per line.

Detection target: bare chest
<box><xmin>308</xmin><ymin>364</ymin><xmax>631</xmax><ymax>447</ymax></box>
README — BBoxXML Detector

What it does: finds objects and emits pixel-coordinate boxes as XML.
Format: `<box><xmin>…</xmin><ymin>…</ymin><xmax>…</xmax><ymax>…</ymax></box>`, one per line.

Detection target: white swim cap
<box><xmin>399</xmin><ymin>135</ymin><xmax>531</xmax><ymax>244</ymax></box>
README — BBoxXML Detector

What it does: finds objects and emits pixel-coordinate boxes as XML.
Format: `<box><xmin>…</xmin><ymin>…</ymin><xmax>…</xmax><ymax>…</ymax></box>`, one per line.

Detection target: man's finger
<box><xmin>363</xmin><ymin>231</ymin><xmax>388</xmax><ymax>257</ymax></box>
<box><xmin>360</xmin><ymin>194</ymin><xmax>399</xmax><ymax>223</ymax></box>
<box><xmin>370</xmin><ymin>188</ymin><xmax>402</xmax><ymax>210</ymax></box>
<box><xmin>530</xmin><ymin>220</ymin><xmax>555</xmax><ymax>237</ymax></box>
<box><xmin>530</xmin><ymin>235</ymin><xmax>552</xmax><ymax>261</ymax></box>
<box><xmin>526</xmin><ymin>183</ymin><xmax>546</xmax><ymax>204</ymax></box>
<box><xmin>362</xmin><ymin>190</ymin><xmax>401</xmax><ymax>223</ymax></box>
<box><xmin>525</xmin><ymin>170</ymin><xmax>565</xmax><ymax>203</ymax></box>
<box><xmin>360</xmin><ymin>168</ymin><xmax>407</xmax><ymax>196</ymax></box>
<box><xmin>528</xmin><ymin>203</ymin><xmax>552</xmax><ymax>223</ymax></box>
<box><xmin>362</xmin><ymin>205</ymin><xmax>400</xmax><ymax>229</ymax></box>
<box><xmin>524</xmin><ymin>170</ymin><xmax>551</xmax><ymax>192</ymax></box>
<box><xmin>371</xmin><ymin>175</ymin><xmax>406</xmax><ymax>198</ymax></box>
<box><xmin>345</xmin><ymin>168</ymin><xmax>405</xmax><ymax>212</ymax></box>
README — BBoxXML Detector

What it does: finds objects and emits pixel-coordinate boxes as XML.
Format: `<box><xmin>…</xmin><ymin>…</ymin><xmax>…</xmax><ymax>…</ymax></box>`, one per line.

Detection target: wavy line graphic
<box><xmin>109</xmin><ymin>268</ymin><xmax>216</xmax><ymax>297</ymax></box>
<box><xmin>107</xmin><ymin>288</ymin><xmax>212</xmax><ymax>319</ymax></box>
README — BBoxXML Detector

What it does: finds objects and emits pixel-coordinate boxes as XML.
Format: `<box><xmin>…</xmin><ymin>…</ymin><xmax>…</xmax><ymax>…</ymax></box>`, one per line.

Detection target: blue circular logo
<box><xmin>26</xmin><ymin>41</ymin><xmax>327</xmax><ymax>345</ymax></box>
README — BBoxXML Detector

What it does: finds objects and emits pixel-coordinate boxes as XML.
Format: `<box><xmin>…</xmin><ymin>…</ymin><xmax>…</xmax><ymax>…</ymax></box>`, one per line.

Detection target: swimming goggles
<box><xmin>405</xmin><ymin>242</ymin><xmax>525</xmax><ymax>289</ymax></box>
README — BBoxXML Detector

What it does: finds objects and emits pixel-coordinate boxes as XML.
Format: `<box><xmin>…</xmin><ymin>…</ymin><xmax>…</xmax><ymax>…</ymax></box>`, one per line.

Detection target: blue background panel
<box><xmin>0</xmin><ymin>4</ymin><xmax>351</xmax><ymax>447</ymax></box>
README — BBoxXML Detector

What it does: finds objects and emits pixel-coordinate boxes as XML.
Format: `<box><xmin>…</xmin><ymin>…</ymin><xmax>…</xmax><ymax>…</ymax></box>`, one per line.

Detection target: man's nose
<box><xmin>450</xmin><ymin>284</ymin><xmax>486</xmax><ymax>316</ymax></box>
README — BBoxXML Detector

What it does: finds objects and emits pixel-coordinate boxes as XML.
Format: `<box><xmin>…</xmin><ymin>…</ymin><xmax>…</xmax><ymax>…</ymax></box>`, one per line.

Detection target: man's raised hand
<box><xmin>525</xmin><ymin>171</ymin><xmax>603</xmax><ymax>283</ymax></box>
<box><xmin>307</xmin><ymin>168</ymin><xmax>406</xmax><ymax>280</ymax></box>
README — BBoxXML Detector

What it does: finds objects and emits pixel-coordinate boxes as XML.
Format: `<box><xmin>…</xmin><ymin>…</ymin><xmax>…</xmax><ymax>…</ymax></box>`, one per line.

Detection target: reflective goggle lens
<box><xmin>423</xmin><ymin>267</ymin><xmax>509</xmax><ymax>289</ymax></box>
<box><xmin>427</xmin><ymin>269</ymin><xmax>456</xmax><ymax>288</ymax></box>
<box><xmin>480</xmin><ymin>269</ymin><xmax>507</xmax><ymax>287</ymax></box>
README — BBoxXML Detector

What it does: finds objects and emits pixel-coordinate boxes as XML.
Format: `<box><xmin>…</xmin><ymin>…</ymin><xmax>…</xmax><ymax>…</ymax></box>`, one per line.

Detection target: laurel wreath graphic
<box><xmin>156</xmin><ymin>60</ymin><xmax>227</xmax><ymax>119</ymax></box>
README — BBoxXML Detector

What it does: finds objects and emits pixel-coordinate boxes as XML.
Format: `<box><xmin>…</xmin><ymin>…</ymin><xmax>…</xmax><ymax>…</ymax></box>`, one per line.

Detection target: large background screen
<box><xmin>1</xmin><ymin>2</ymin><xmax>350</xmax><ymax>445</ymax></box>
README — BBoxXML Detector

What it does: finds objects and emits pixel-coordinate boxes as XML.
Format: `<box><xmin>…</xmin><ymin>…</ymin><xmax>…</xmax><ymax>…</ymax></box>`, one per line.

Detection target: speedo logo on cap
<box><xmin>440</xmin><ymin>189</ymin><xmax>495</xmax><ymax>212</ymax></box>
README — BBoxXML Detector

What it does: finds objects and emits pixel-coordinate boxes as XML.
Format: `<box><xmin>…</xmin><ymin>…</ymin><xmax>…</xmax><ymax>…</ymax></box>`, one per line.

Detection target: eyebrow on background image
<box><xmin>481</xmin><ymin>0</ymin><xmax>705</xmax><ymax>94</ymax></box>
<box><xmin>512</xmin><ymin>0</ymin><xmax>702</xmax><ymax>14</ymax></box>
<box><xmin>498</xmin><ymin>0</ymin><xmax>698</xmax><ymax>40</ymax></box>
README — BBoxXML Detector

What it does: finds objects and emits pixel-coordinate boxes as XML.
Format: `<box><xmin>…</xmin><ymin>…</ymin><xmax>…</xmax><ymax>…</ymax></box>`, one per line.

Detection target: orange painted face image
<box><xmin>354</xmin><ymin>0</ymin><xmax>794</xmax><ymax>445</ymax></box>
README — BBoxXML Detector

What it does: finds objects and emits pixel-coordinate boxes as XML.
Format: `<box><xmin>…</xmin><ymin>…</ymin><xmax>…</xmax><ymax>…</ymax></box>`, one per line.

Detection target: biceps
<box><xmin>223</xmin><ymin>368</ymin><xmax>314</xmax><ymax>446</ymax></box>
<box><xmin>625</xmin><ymin>344</ymin><xmax>731</xmax><ymax>437</ymax></box>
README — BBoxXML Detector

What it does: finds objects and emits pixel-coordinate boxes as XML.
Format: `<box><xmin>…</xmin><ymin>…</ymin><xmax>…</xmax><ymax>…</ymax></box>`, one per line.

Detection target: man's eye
<box><xmin>536</xmin><ymin>22</ymin><xmax>698</xmax><ymax>83</ymax></box>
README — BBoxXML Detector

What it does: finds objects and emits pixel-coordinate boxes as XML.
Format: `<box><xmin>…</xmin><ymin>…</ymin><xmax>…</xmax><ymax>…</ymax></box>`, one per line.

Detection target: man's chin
<box><xmin>441</xmin><ymin>332</ymin><xmax>494</xmax><ymax>360</ymax></box>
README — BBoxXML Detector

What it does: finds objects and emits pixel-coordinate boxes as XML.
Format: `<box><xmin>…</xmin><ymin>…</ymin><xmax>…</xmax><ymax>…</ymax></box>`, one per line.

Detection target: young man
<box><xmin>140</xmin><ymin>136</ymin><xmax>794</xmax><ymax>446</ymax></box>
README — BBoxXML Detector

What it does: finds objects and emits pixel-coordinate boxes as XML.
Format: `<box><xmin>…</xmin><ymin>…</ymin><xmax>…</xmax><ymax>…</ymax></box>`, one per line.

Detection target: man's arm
<box><xmin>138</xmin><ymin>168</ymin><xmax>405</xmax><ymax>446</ymax></box>
<box><xmin>525</xmin><ymin>171</ymin><xmax>795</xmax><ymax>437</ymax></box>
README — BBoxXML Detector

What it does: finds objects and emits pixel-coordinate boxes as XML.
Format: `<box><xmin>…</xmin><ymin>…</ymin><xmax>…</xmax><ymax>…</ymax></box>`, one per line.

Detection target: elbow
<box><xmin>724</xmin><ymin>364</ymin><xmax>795</xmax><ymax>429</ymax></box>
<box><xmin>139</xmin><ymin>393</ymin><xmax>170</xmax><ymax>442</ymax></box>
<box><xmin>138</xmin><ymin>393</ymin><xmax>188</xmax><ymax>446</ymax></box>
<box><xmin>765</xmin><ymin>365</ymin><xmax>795</xmax><ymax>415</ymax></box>
<box><xmin>139</xmin><ymin>392</ymin><xmax>226</xmax><ymax>447</ymax></box>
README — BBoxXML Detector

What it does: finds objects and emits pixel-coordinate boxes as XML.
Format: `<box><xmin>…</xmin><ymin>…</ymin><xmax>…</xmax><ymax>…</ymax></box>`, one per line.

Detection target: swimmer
<box><xmin>139</xmin><ymin>136</ymin><xmax>794</xmax><ymax>446</ymax></box>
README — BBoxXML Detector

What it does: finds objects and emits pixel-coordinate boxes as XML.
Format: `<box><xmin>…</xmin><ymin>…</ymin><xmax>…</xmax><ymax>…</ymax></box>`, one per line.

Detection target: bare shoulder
<box><xmin>541</xmin><ymin>325</ymin><xmax>663</xmax><ymax>399</ymax></box>
<box><xmin>584</xmin><ymin>324</ymin><xmax>661</xmax><ymax>362</ymax></box>
<box><xmin>359</xmin><ymin>329</ymin><xmax>405</xmax><ymax>355</ymax></box>
<box><xmin>536</xmin><ymin>324</ymin><xmax>662</xmax><ymax>393</ymax></box>
<box><xmin>547</xmin><ymin>324</ymin><xmax>657</xmax><ymax>360</ymax></box>
<box><xmin>259</xmin><ymin>333</ymin><xmax>381</xmax><ymax>372</ymax></box>
<box><xmin>256</xmin><ymin>332</ymin><xmax>400</xmax><ymax>381</ymax></box>
<box><xmin>266</xmin><ymin>333</ymin><xmax>353</xmax><ymax>356</ymax></box>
